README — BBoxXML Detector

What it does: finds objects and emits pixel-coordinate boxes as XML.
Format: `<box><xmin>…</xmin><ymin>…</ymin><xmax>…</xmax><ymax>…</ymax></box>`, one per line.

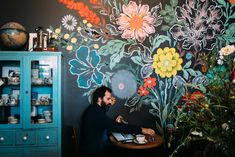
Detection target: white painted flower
<box><xmin>217</xmin><ymin>59</ymin><xmax>223</xmax><ymax>65</ymax></box>
<box><xmin>116</xmin><ymin>1</ymin><xmax>155</xmax><ymax>43</ymax></box>
<box><xmin>219</xmin><ymin>55</ymin><xmax>224</xmax><ymax>59</ymax></box>
<box><xmin>83</xmin><ymin>20</ymin><xmax>88</xmax><ymax>24</ymax></box>
<box><xmin>191</xmin><ymin>130</ymin><xmax>203</xmax><ymax>137</ymax></box>
<box><xmin>222</xmin><ymin>123</ymin><xmax>229</xmax><ymax>131</ymax></box>
<box><xmin>61</xmin><ymin>14</ymin><xmax>77</xmax><ymax>31</ymax></box>
<box><xmin>219</xmin><ymin>45</ymin><xmax>235</xmax><ymax>56</ymax></box>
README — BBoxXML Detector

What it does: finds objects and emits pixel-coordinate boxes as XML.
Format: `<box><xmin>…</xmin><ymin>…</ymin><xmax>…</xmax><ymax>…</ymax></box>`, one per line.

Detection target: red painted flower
<box><xmin>190</xmin><ymin>91</ymin><xmax>204</xmax><ymax>100</ymax></box>
<box><xmin>138</xmin><ymin>86</ymin><xmax>149</xmax><ymax>96</ymax></box>
<box><xmin>144</xmin><ymin>77</ymin><xmax>156</xmax><ymax>88</ymax></box>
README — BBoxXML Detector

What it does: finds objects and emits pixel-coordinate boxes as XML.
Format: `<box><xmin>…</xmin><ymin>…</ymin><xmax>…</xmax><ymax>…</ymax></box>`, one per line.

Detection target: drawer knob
<box><xmin>46</xmin><ymin>135</ymin><xmax>50</xmax><ymax>140</ymax></box>
<box><xmin>0</xmin><ymin>137</ymin><xmax>4</xmax><ymax>141</ymax></box>
<box><xmin>23</xmin><ymin>136</ymin><xmax>28</xmax><ymax>140</ymax></box>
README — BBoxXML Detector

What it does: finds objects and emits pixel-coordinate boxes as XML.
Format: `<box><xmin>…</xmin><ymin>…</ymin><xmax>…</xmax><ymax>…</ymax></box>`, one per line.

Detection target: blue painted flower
<box><xmin>111</xmin><ymin>69</ymin><xmax>137</xmax><ymax>99</ymax></box>
<box><xmin>186</xmin><ymin>52</ymin><xmax>192</xmax><ymax>60</ymax></box>
<box><xmin>69</xmin><ymin>46</ymin><xmax>104</xmax><ymax>89</ymax></box>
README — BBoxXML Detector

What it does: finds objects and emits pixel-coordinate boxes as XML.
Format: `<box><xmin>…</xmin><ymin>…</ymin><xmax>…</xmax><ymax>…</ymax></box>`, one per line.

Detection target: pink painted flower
<box><xmin>116</xmin><ymin>1</ymin><xmax>155</xmax><ymax>43</ymax></box>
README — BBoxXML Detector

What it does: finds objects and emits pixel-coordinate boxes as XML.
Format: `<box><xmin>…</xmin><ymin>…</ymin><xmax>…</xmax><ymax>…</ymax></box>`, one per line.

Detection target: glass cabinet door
<box><xmin>29</xmin><ymin>57</ymin><xmax>57</xmax><ymax>126</ymax></box>
<box><xmin>0</xmin><ymin>60</ymin><xmax>21</xmax><ymax>126</ymax></box>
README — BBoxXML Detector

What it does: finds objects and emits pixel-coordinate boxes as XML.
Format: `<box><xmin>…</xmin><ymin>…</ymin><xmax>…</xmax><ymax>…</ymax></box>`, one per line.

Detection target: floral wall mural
<box><xmin>51</xmin><ymin>0</ymin><xmax>235</xmax><ymax>156</ymax></box>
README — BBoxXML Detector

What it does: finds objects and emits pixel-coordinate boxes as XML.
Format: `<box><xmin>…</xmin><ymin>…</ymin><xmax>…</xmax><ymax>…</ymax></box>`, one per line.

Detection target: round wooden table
<box><xmin>109</xmin><ymin>134</ymin><xmax>164</xmax><ymax>149</ymax></box>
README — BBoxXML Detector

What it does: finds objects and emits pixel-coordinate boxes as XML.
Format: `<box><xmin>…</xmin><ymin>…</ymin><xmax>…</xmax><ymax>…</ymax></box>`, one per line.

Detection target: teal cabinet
<box><xmin>0</xmin><ymin>52</ymin><xmax>61</xmax><ymax>157</ymax></box>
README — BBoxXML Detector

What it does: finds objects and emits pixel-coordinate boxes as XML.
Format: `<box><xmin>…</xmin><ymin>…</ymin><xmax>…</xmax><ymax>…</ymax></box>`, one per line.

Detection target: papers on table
<box><xmin>111</xmin><ymin>132</ymin><xmax>134</xmax><ymax>141</ymax></box>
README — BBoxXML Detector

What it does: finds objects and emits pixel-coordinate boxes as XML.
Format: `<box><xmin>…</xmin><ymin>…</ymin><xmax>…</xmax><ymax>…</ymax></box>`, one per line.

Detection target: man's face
<box><xmin>101</xmin><ymin>91</ymin><xmax>112</xmax><ymax>106</ymax></box>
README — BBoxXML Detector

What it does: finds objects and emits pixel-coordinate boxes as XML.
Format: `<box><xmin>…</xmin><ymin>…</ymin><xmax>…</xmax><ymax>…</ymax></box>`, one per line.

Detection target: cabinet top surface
<box><xmin>0</xmin><ymin>51</ymin><xmax>62</xmax><ymax>56</ymax></box>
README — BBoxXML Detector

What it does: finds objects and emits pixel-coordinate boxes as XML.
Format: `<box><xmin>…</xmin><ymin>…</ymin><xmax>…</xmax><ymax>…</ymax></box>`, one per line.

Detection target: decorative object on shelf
<box><xmin>0</xmin><ymin>22</ymin><xmax>28</xmax><ymax>50</ymax></box>
<box><xmin>32</xmin><ymin>26</ymin><xmax>58</xmax><ymax>52</ymax></box>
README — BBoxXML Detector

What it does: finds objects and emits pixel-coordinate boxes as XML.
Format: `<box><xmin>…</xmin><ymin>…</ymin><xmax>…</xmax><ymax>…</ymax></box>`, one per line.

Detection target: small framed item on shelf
<box><xmin>38</xmin><ymin>94</ymin><xmax>51</xmax><ymax>105</ymax></box>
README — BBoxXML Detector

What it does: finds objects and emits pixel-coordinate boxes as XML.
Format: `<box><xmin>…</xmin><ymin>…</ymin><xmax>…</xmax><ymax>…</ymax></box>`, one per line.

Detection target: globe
<box><xmin>0</xmin><ymin>22</ymin><xmax>28</xmax><ymax>50</ymax></box>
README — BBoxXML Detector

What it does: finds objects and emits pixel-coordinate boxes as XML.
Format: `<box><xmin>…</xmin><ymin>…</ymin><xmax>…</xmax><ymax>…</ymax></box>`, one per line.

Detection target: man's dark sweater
<box><xmin>79</xmin><ymin>104</ymin><xmax>142</xmax><ymax>157</ymax></box>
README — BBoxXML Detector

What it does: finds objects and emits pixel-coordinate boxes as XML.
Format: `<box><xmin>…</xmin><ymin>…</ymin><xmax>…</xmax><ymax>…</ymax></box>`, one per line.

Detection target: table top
<box><xmin>109</xmin><ymin>134</ymin><xmax>164</xmax><ymax>149</ymax></box>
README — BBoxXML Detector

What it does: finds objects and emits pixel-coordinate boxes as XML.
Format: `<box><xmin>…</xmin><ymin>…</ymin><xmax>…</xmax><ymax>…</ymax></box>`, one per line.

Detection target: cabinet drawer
<box><xmin>38</xmin><ymin>129</ymin><xmax>57</xmax><ymax>145</ymax></box>
<box><xmin>0</xmin><ymin>131</ymin><xmax>15</xmax><ymax>146</ymax></box>
<box><xmin>16</xmin><ymin>130</ymin><xmax>36</xmax><ymax>145</ymax></box>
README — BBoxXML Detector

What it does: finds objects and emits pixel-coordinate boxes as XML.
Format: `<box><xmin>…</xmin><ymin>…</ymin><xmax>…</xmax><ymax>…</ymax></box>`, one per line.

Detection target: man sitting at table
<box><xmin>79</xmin><ymin>85</ymin><xmax>155</xmax><ymax>157</ymax></box>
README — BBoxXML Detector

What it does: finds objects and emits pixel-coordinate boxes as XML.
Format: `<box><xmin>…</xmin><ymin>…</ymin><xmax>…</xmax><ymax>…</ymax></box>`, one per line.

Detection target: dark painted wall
<box><xmin>0</xmin><ymin>1</ymin><xmax>156</xmax><ymax>156</ymax></box>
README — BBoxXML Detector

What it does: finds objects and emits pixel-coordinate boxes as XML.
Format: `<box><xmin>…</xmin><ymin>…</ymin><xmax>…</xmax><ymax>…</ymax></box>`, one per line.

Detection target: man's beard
<box><xmin>101</xmin><ymin>100</ymin><xmax>111</xmax><ymax>111</ymax></box>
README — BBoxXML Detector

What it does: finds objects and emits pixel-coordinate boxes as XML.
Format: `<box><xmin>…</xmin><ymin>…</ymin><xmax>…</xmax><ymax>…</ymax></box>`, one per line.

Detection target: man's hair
<box><xmin>92</xmin><ymin>85</ymin><xmax>112</xmax><ymax>104</ymax></box>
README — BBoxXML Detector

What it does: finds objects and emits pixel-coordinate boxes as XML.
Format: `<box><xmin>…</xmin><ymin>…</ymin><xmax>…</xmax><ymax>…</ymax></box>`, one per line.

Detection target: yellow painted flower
<box><xmin>93</xmin><ymin>44</ymin><xmax>99</xmax><ymax>49</ymax></box>
<box><xmin>83</xmin><ymin>20</ymin><xmax>88</xmax><ymax>24</ymax></box>
<box><xmin>66</xmin><ymin>45</ymin><xmax>73</xmax><ymax>51</ymax></box>
<box><xmin>77</xmin><ymin>27</ymin><xmax>82</xmax><ymax>32</ymax></box>
<box><xmin>55</xmin><ymin>28</ymin><xmax>61</xmax><ymax>34</ymax></box>
<box><xmin>152</xmin><ymin>47</ymin><xmax>183</xmax><ymax>78</ymax></box>
<box><xmin>87</xmin><ymin>23</ymin><xmax>92</xmax><ymax>28</ymax></box>
<box><xmin>52</xmin><ymin>34</ymin><xmax>58</xmax><ymax>39</ymax></box>
<box><xmin>64</xmin><ymin>33</ymin><xmax>70</xmax><ymax>39</ymax></box>
<box><xmin>71</xmin><ymin>37</ymin><xmax>77</xmax><ymax>43</ymax></box>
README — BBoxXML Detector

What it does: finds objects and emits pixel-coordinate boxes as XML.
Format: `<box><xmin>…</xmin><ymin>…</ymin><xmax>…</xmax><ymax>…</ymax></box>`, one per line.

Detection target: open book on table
<box><xmin>111</xmin><ymin>132</ymin><xmax>134</xmax><ymax>141</ymax></box>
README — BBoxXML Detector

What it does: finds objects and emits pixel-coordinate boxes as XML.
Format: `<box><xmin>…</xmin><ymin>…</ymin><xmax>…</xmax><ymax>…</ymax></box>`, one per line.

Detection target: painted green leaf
<box><xmin>159</xmin><ymin>10</ymin><xmax>167</xmax><ymax>16</ymax></box>
<box><xmin>161</xmin><ymin>25</ymin><xmax>171</xmax><ymax>31</ymax></box>
<box><xmin>183</xmin><ymin>60</ymin><xmax>192</xmax><ymax>68</ymax></box>
<box><xmin>229</xmin><ymin>12</ymin><xmax>235</xmax><ymax>19</ymax></box>
<box><xmin>98</xmin><ymin>39</ymin><xmax>127</xmax><ymax>56</ymax></box>
<box><xmin>131</xmin><ymin>56</ymin><xmax>143</xmax><ymax>66</ymax></box>
<box><xmin>151</xmin><ymin>35</ymin><xmax>171</xmax><ymax>51</ymax></box>
<box><xmin>187</xmin><ymin>69</ymin><xmax>197</xmax><ymax>77</ymax></box>
<box><xmin>109</xmin><ymin>51</ymin><xmax>124</xmax><ymax>70</ymax></box>
<box><xmin>170</xmin><ymin>0</ymin><xmax>178</xmax><ymax>7</ymax></box>
<box><xmin>225</xmin><ymin>23</ymin><xmax>235</xmax><ymax>35</ymax></box>
<box><xmin>164</xmin><ymin>15</ymin><xmax>172</xmax><ymax>23</ymax></box>
<box><xmin>223</xmin><ymin>36</ymin><xmax>235</xmax><ymax>43</ymax></box>
<box><xmin>182</xmin><ymin>69</ymin><xmax>189</xmax><ymax>80</ymax></box>
<box><xmin>217</xmin><ymin>0</ymin><xmax>227</xmax><ymax>7</ymax></box>
<box><xmin>165</xmin><ymin>4</ymin><xmax>171</xmax><ymax>12</ymax></box>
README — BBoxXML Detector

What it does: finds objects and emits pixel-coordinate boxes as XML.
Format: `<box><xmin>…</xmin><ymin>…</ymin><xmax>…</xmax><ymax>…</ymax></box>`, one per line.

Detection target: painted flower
<box><xmin>152</xmin><ymin>47</ymin><xmax>183</xmax><ymax>78</ymax></box>
<box><xmin>116</xmin><ymin>1</ymin><xmax>155</xmax><ymax>43</ymax></box>
<box><xmin>111</xmin><ymin>70</ymin><xmax>137</xmax><ymax>99</ymax></box>
<box><xmin>229</xmin><ymin>0</ymin><xmax>235</xmax><ymax>4</ymax></box>
<box><xmin>69</xmin><ymin>46</ymin><xmax>104</xmax><ymax>89</ymax></box>
<box><xmin>138</xmin><ymin>86</ymin><xmax>149</xmax><ymax>96</ymax></box>
<box><xmin>169</xmin><ymin>0</ymin><xmax>223</xmax><ymax>52</ymax></box>
<box><xmin>61</xmin><ymin>14</ymin><xmax>77</xmax><ymax>31</ymax></box>
<box><xmin>219</xmin><ymin>45</ymin><xmax>235</xmax><ymax>56</ymax></box>
<box><xmin>144</xmin><ymin>77</ymin><xmax>156</xmax><ymax>88</ymax></box>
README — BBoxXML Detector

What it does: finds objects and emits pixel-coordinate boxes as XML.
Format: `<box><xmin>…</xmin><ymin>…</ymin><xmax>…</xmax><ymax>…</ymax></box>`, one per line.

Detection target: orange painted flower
<box><xmin>138</xmin><ymin>86</ymin><xmax>149</xmax><ymax>96</ymax></box>
<box><xmin>229</xmin><ymin>0</ymin><xmax>235</xmax><ymax>4</ymax></box>
<box><xmin>58</xmin><ymin>0</ymin><xmax>101</xmax><ymax>25</ymax></box>
<box><xmin>144</xmin><ymin>77</ymin><xmax>156</xmax><ymax>88</ymax></box>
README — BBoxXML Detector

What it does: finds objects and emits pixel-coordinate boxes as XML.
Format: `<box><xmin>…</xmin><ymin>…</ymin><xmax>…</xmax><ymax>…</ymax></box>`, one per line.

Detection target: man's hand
<box><xmin>110</xmin><ymin>96</ymin><xmax>116</xmax><ymax>105</ymax></box>
<box><xmin>115</xmin><ymin>115</ymin><xmax>128</xmax><ymax>124</ymax></box>
<box><xmin>141</xmin><ymin>128</ymin><xmax>155</xmax><ymax>136</ymax></box>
